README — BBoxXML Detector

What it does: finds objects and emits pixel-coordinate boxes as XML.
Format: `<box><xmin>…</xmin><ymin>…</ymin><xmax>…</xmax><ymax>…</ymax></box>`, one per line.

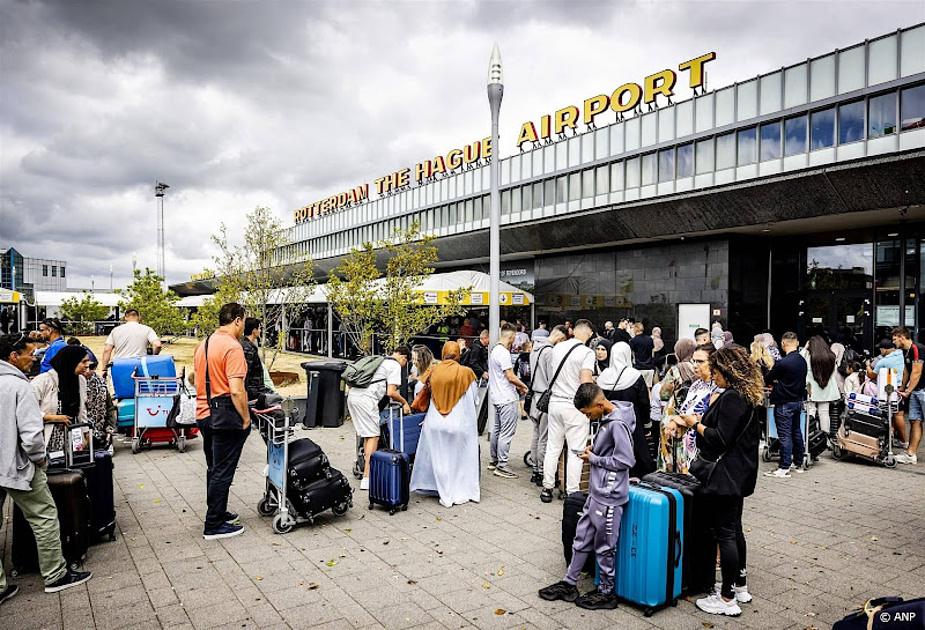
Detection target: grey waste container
<box><xmin>300</xmin><ymin>360</ymin><xmax>347</xmax><ymax>428</ymax></box>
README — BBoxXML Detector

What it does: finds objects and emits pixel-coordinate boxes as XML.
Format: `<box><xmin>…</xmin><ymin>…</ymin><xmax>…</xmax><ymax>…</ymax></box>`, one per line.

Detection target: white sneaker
<box><xmin>895</xmin><ymin>452</ymin><xmax>918</xmax><ymax>465</ymax></box>
<box><xmin>763</xmin><ymin>468</ymin><xmax>790</xmax><ymax>479</ymax></box>
<box><xmin>789</xmin><ymin>464</ymin><xmax>806</xmax><ymax>474</ymax></box>
<box><xmin>714</xmin><ymin>582</ymin><xmax>753</xmax><ymax>603</ymax></box>
<box><xmin>696</xmin><ymin>593</ymin><xmax>742</xmax><ymax>616</ymax></box>
<box><xmin>262</xmin><ymin>464</ymin><xmax>269</xmax><ymax>477</ymax></box>
<box><xmin>359</xmin><ymin>478</ymin><xmax>369</xmax><ymax>491</ymax></box>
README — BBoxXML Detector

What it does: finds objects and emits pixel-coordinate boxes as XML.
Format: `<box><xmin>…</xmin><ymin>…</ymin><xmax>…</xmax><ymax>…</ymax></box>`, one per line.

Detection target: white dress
<box><xmin>410</xmin><ymin>382</ymin><xmax>481</xmax><ymax>508</ymax></box>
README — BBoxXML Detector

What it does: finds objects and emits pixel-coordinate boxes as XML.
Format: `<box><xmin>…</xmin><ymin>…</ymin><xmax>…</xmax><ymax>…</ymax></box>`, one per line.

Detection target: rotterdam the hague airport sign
<box><xmin>294</xmin><ymin>52</ymin><xmax>716</xmax><ymax>224</ymax></box>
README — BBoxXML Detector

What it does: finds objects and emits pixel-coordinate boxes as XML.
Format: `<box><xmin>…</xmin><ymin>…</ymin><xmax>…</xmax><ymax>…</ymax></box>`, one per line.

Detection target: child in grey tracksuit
<box><xmin>564</xmin><ymin>399</ymin><xmax>636</xmax><ymax>595</ymax></box>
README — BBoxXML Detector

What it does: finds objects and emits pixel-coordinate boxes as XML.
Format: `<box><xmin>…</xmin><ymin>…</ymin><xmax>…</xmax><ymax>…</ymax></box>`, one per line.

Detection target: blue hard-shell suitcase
<box><xmin>368</xmin><ymin>449</ymin><xmax>410</xmax><ymax>515</ymax></box>
<box><xmin>387</xmin><ymin>406</ymin><xmax>424</xmax><ymax>460</ymax></box>
<box><xmin>116</xmin><ymin>399</ymin><xmax>135</xmax><ymax>429</ymax></box>
<box><xmin>612</xmin><ymin>481</ymin><xmax>684</xmax><ymax>616</ymax></box>
<box><xmin>110</xmin><ymin>355</ymin><xmax>176</xmax><ymax>400</ymax></box>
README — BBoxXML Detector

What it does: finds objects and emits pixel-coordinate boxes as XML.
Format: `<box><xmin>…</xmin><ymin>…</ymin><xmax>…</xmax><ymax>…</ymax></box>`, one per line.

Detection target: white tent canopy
<box><xmin>34</xmin><ymin>291</ymin><xmax>122</xmax><ymax>308</ymax></box>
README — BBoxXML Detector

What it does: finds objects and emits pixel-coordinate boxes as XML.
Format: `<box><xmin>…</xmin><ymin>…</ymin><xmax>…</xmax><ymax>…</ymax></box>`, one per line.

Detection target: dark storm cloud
<box><xmin>1</xmin><ymin>0</ymin><xmax>922</xmax><ymax>288</ymax></box>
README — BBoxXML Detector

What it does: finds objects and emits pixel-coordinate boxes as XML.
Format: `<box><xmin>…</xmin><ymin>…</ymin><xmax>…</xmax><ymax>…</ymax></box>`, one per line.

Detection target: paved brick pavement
<box><xmin>2</xmin><ymin>417</ymin><xmax>923</xmax><ymax>630</ymax></box>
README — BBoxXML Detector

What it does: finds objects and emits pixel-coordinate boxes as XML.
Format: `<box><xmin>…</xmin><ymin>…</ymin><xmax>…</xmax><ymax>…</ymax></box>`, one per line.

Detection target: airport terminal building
<box><xmin>277</xmin><ymin>24</ymin><xmax>925</xmax><ymax>351</ymax></box>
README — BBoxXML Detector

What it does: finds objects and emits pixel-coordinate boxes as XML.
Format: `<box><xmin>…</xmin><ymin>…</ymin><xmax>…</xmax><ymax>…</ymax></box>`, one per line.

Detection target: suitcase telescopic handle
<box><xmin>674</xmin><ymin>531</ymin><xmax>682</xmax><ymax>567</ymax></box>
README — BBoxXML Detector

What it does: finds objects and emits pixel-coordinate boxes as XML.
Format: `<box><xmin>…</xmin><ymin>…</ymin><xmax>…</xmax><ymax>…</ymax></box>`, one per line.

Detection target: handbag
<box><xmin>203</xmin><ymin>334</ymin><xmax>246</xmax><ymax>430</ymax></box>
<box><xmin>689</xmin><ymin>397</ymin><xmax>756</xmax><ymax>488</ymax></box>
<box><xmin>524</xmin><ymin>345</ymin><xmax>552</xmax><ymax>416</ymax></box>
<box><xmin>535</xmin><ymin>344</ymin><xmax>581</xmax><ymax>414</ymax></box>
<box><xmin>410</xmin><ymin>377</ymin><xmax>431</xmax><ymax>413</ymax></box>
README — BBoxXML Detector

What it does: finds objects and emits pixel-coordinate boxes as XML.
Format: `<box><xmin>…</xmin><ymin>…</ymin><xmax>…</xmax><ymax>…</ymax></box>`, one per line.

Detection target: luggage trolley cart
<box><xmin>256</xmin><ymin>398</ymin><xmax>298</xmax><ymax>534</ymax></box>
<box><xmin>761</xmin><ymin>401</ymin><xmax>815</xmax><ymax>470</ymax></box>
<box><xmin>131</xmin><ymin>371</ymin><xmax>188</xmax><ymax>454</ymax></box>
<box><xmin>831</xmin><ymin>384</ymin><xmax>899</xmax><ymax>468</ymax></box>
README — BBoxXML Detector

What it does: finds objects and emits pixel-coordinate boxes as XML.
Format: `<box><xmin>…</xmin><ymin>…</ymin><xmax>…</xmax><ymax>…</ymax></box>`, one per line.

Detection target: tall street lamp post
<box><xmin>155</xmin><ymin>181</ymin><xmax>169</xmax><ymax>290</ymax></box>
<box><xmin>487</xmin><ymin>43</ymin><xmax>503</xmax><ymax>345</ymax></box>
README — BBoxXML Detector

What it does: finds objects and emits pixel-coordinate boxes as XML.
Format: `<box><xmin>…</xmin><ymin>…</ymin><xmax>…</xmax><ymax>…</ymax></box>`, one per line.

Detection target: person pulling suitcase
<box><xmin>539</xmin><ymin>383</ymin><xmax>635</xmax><ymax>610</ymax></box>
<box><xmin>0</xmin><ymin>334</ymin><xmax>92</xmax><ymax>606</ymax></box>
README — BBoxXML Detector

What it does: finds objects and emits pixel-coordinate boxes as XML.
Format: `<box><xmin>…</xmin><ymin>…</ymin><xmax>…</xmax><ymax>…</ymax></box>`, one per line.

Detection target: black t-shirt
<box><xmin>904</xmin><ymin>342</ymin><xmax>925</xmax><ymax>391</ymax></box>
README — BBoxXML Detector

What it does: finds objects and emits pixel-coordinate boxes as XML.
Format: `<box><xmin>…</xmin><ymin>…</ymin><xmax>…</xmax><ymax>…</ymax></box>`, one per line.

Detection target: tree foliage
<box><xmin>118</xmin><ymin>269</ymin><xmax>186</xmax><ymax>335</ymax></box>
<box><xmin>194</xmin><ymin>206</ymin><xmax>315</xmax><ymax>367</ymax></box>
<box><xmin>59</xmin><ymin>292</ymin><xmax>110</xmax><ymax>334</ymax></box>
<box><xmin>327</xmin><ymin>222</ymin><xmax>466</xmax><ymax>356</ymax></box>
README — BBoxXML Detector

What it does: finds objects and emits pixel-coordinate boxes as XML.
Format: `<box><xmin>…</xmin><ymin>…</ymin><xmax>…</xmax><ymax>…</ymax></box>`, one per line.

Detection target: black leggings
<box><xmin>702</xmin><ymin>495</ymin><xmax>747</xmax><ymax>599</ymax></box>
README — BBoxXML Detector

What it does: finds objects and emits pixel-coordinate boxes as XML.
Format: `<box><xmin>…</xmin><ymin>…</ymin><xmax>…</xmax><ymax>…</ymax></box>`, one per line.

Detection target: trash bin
<box><xmin>300</xmin><ymin>360</ymin><xmax>347</xmax><ymax>428</ymax></box>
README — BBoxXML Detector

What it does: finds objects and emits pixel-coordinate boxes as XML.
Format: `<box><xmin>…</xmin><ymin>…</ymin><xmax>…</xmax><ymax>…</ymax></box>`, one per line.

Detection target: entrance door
<box><xmin>803</xmin><ymin>243</ymin><xmax>873</xmax><ymax>351</ymax></box>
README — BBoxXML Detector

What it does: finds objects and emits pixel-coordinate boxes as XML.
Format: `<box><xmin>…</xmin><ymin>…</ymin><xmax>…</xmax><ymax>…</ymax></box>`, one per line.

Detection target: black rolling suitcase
<box><xmin>12</xmin><ymin>469</ymin><xmax>91</xmax><ymax>574</ymax></box>
<box><xmin>84</xmin><ymin>451</ymin><xmax>117</xmax><ymax>543</ymax></box>
<box><xmin>287</xmin><ymin>438</ymin><xmax>329</xmax><ymax>490</ymax></box>
<box><xmin>642</xmin><ymin>471</ymin><xmax>714</xmax><ymax>594</ymax></box>
<box><xmin>561</xmin><ymin>491</ymin><xmax>596</xmax><ymax>573</ymax></box>
<box><xmin>289</xmin><ymin>467</ymin><xmax>353</xmax><ymax>519</ymax></box>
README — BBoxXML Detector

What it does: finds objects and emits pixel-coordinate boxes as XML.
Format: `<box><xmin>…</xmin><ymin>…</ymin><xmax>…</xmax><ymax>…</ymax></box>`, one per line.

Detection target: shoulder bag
<box><xmin>204</xmin><ymin>334</ymin><xmax>245</xmax><ymax>430</ymax></box>
<box><xmin>410</xmin><ymin>374</ymin><xmax>431</xmax><ymax>413</ymax></box>
<box><xmin>688</xmin><ymin>393</ymin><xmax>756</xmax><ymax>489</ymax></box>
<box><xmin>524</xmin><ymin>345</ymin><xmax>552</xmax><ymax>415</ymax></box>
<box><xmin>535</xmin><ymin>344</ymin><xmax>581</xmax><ymax>414</ymax></box>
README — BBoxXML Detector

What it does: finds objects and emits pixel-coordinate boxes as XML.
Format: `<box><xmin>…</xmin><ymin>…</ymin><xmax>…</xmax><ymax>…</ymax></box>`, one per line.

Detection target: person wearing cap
<box><xmin>37</xmin><ymin>318</ymin><xmax>67</xmax><ymax>375</ymax></box>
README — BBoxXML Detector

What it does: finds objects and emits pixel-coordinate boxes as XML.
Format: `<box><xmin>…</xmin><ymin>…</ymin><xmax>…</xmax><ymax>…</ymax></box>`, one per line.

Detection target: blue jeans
<box><xmin>775</xmin><ymin>402</ymin><xmax>804</xmax><ymax>469</ymax></box>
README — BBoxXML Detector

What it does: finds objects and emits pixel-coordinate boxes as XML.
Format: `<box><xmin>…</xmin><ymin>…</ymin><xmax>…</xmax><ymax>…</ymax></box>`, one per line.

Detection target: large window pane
<box><xmin>677</xmin><ymin>143</ymin><xmax>693</xmax><ymax>177</ymax></box>
<box><xmin>716</xmin><ymin>132</ymin><xmax>735</xmax><ymax>170</ymax></box>
<box><xmin>838</xmin><ymin>100</ymin><xmax>865</xmax><ymax>144</ymax></box>
<box><xmin>521</xmin><ymin>185</ymin><xmax>531</xmax><ymax>210</ymax></box>
<box><xmin>595</xmin><ymin>165</ymin><xmax>609</xmax><ymax>195</ymax></box>
<box><xmin>582</xmin><ymin>169</ymin><xmax>594</xmax><ymax>198</ymax></box>
<box><xmin>512</xmin><ymin>186</ymin><xmax>522</xmax><ymax>212</ymax></box>
<box><xmin>810</xmin><ymin>107</ymin><xmax>835</xmax><ymax>149</ymax></box>
<box><xmin>869</xmin><ymin>92</ymin><xmax>897</xmax><ymax>137</ymax></box>
<box><xmin>901</xmin><ymin>84</ymin><xmax>925</xmax><ymax>130</ymax></box>
<box><xmin>784</xmin><ymin>115</ymin><xmax>807</xmax><ymax>156</ymax></box>
<box><xmin>533</xmin><ymin>182</ymin><xmax>543</xmax><ymax>209</ymax></box>
<box><xmin>695</xmin><ymin>138</ymin><xmax>714</xmax><ymax>174</ymax></box>
<box><xmin>610</xmin><ymin>162</ymin><xmax>624</xmax><ymax>191</ymax></box>
<box><xmin>625</xmin><ymin>157</ymin><xmax>640</xmax><ymax>188</ymax></box>
<box><xmin>658</xmin><ymin>148</ymin><xmax>675</xmax><ymax>182</ymax></box>
<box><xmin>556</xmin><ymin>176</ymin><xmax>567</xmax><ymax>203</ymax></box>
<box><xmin>501</xmin><ymin>189</ymin><xmax>511</xmax><ymax>214</ymax></box>
<box><xmin>569</xmin><ymin>172</ymin><xmax>581</xmax><ymax>201</ymax></box>
<box><xmin>641</xmin><ymin>153</ymin><xmax>656</xmax><ymax>186</ymax></box>
<box><xmin>737</xmin><ymin>126</ymin><xmax>757</xmax><ymax>165</ymax></box>
<box><xmin>760</xmin><ymin>121</ymin><xmax>782</xmax><ymax>160</ymax></box>
<box><xmin>544</xmin><ymin>179</ymin><xmax>554</xmax><ymax>206</ymax></box>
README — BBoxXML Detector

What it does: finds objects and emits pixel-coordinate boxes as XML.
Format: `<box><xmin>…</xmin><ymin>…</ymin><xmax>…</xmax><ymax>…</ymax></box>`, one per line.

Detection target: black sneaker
<box><xmin>575</xmin><ymin>590</ymin><xmax>619</xmax><ymax>610</ymax></box>
<box><xmin>203</xmin><ymin>522</ymin><xmax>245</xmax><ymax>540</ymax></box>
<box><xmin>529</xmin><ymin>472</ymin><xmax>542</xmax><ymax>485</ymax></box>
<box><xmin>44</xmin><ymin>569</ymin><xmax>92</xmax><ymax>593</ymax></box>
<box><xmin>0</xmin><ymin>585</ymin><xmax>19</xmax><ymax>605</ymax></box>
<box><xmin>540</xmin><ymin>488</ymin><xmax>553</xmax><ymax>503</ymax></box>
<box><xmin>538</xmin><ymin>580</ymin><xmax>579</xmax><ymax>602</ymax></box>
<box><xmin>224</xmin><ymin>511</ymin><xmax>240</xmax><ymax>524</ymax></box>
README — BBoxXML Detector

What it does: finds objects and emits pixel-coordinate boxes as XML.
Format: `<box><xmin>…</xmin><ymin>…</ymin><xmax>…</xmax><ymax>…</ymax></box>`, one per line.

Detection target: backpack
<box><xmin>342</xmin><ymin>356</ymin><xmax>387</xmax><ymax>388</ymax></box>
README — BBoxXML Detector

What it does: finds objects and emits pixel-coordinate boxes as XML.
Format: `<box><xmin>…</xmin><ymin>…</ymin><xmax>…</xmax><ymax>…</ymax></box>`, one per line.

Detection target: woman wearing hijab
<box><xmin>651</xmin><ymin>327</ymin><xmax>665</xmax><ymax>354</ymax></box>
<box><xmin>597</xmin><ymin>341</ymin><xmax>656</xmax><ymax>478</ymax></box>
<box><xmin>760</xmin><ymin>333</ymin><xmax>781</xmax><ymax>361</ymax></box>
<box><xmin>32</xmin><ymin>344</ymin><xmax>91</xmax><ymax>454</ymax></box>
<box><xmin>802</xmin><ymin>335</ymin><xmax>839</xmax><ymax>434</ymax></box>
<box><xmin>410</xmin><ymin>341</ymin><xmax>481</xmax><ymax>507</ymax></box>
<box><xmin>592</xmin><ymin>338</ymin><xmax>612</xmax><ymax>378</ymax></box>
<box><xmin>829</xmin><ymin>342</ymin><xmax>846</xmax><ymax>393</ymax></box>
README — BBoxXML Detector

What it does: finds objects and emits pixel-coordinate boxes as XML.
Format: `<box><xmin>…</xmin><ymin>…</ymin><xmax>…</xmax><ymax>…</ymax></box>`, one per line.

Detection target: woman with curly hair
<box><xmin>669</xmin><ymin>345</ymin><xmax>762</xmax><ymax>618</ymax></box>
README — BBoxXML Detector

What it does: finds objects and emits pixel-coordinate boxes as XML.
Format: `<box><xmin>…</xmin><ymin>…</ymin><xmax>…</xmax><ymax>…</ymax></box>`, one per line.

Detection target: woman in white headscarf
<box><xmin>597</xmin><ymin>341</ymin><xmax>656</xmax><ymax>477</ymax></box>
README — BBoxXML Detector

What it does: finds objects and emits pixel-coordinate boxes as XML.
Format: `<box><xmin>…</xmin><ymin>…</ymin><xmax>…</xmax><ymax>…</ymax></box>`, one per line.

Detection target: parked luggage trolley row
<box><xmin>252</xmin><ymin>398</ymin><xmax>353</xmax><ymax>534</ymax></box>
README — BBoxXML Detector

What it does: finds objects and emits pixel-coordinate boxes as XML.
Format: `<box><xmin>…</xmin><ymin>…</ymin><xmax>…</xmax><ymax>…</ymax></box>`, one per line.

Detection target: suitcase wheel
<box><xmin>131</xmin><ymin>437</ymin><xmax>141</xmax><ymax>454</ymax></box>
<box><xmin>177</xmin><ymin>436</ymin><xmax>187</xmax><ymax>453</ymax></box>
<box><xmin>332</xmin><ymin>502</ymin><xmax>349</xmax><ymax>516</ymax></box>
<box><xmin>388</xmin><ymin>508</ymin><xmax>397</xmax><ymax>516</ymax></box>
<box><xmin>352</xmin><ymin>462</ymin><xmax>363</xmax><ymax>480</ymax></box>
<box><xmin>884</xmin><ymin>454</ymin><xmax>897</xmax><ymax>469</ymax></box>
<box><xmin>830</xmin><ymin>445</ymin><xmax>844</xmax><ymax>460</ymax></box>
<box><xmin>272</xmin><ymin>513</ymin><xmax>295</xmax><ymax>535</ymax></box>
<box><xmin>257</xmin><ymin>497</ymin><xmax>276</xmax><ymax>517</ymax></box>
<box><xmin>644</xmin><ymin>607</ymin><xmax>654</xmax><ymax>618</ymax></box>
<box><xmin>760</xmin><ymin>447</ymin><xmax>771</xmax><ymax>463</ymax></box>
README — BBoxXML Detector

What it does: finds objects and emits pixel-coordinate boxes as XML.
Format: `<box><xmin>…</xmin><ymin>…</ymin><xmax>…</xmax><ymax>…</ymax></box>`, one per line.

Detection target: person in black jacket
<box><xmin>669</xmin><ymin>345</ymin><xmax>762</xmax><ymax>618</ymax></box>
<box><xmin>241</xmin><ymin>318</ymin><xmax>274</xmax><ymax>403</ymax></box>
<box><xmin>763</xmin><ymin>331</ymin><xmax>807</xmax><ymax>478</ymax></box>
<box><xmin>597</xmin><ymin>341</ymin><xmax>656</xmax><ymax>478</ymax></box>
<box><xmin>462</xmin><ymin>329</ymin><xmax>490</xmax><ymax>381</ymax></box>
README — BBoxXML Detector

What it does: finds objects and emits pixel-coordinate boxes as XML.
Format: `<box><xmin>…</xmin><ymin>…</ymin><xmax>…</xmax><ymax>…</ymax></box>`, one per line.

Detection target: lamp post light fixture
<box><xmin>487</xmin><ymin>42</ymin><xmax>503</xmax><ymax>345</ymax></box>
<box><xmin>155</xmin><ymin>181</ymin><xmax>169</xmax><ymax>289</ymax></box>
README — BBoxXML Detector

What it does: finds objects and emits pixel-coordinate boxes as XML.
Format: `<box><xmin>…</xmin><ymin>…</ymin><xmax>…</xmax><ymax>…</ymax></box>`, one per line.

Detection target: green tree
<box><xmin>118</xmin><ymin>268</ymin><xmax>186</xmax><ymax>335</ymax></box>
<box><xmin>59</xmin><ymin>292</ymin><xmax>110</xmax><ymax>335</ymax></box>
<box><xmin>379</xmin><ymin>223</ymin><xmax>465</xmax><ymax>352</ymax></box>
<box><xmin>326</xmin><ymin>242</ymin><xmax>380</xmax><ymax>356</ymax></box>
<box><xmin>195</xmin><ymin>207</ymin><xmax>315</xmax><ymax>368</ymax></box>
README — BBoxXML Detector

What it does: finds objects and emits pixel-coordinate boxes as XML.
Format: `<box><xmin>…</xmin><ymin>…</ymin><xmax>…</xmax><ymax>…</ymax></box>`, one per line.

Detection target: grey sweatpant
<box><xmin>490</xmin><ymin>401</ymin><xmax>519</xmax><ymax>467</ymax></box>
<box><xmin>565</xmin><ymin>496</ymin><xmax>624</xmax><ymax>594</ymax></box>
<box><xmin>530</xmin><ymin>412</ymin><xmax>548</xmax><ymax>474</ymax></box>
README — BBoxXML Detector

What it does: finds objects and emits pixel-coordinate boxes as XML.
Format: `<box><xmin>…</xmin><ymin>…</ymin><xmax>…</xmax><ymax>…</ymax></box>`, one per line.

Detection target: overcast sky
<box><xmin>1</xmin><ymin>0</ymin><xmax>922</xmax><ymax>290</ymax></box>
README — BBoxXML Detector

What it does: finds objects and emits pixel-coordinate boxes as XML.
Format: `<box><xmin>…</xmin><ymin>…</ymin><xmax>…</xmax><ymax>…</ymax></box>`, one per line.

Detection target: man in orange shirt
<box><xmin>194</xmin><ymin>303</ymin><xmax>251</xmax><ymax>540</ymax></box>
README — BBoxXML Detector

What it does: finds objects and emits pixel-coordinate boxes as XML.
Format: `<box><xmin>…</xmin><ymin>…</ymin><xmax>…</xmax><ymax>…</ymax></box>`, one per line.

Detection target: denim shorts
<box><xmin>908</xmin><ymin>390</ymin><xmax>925</xmax><ymax>422</ymax></box>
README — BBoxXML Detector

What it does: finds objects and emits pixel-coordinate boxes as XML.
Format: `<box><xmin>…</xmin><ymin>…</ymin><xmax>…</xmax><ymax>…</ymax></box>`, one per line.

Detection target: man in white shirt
<box><xmin>347</xmin><ymin>347</ymin><xmax>411</xmax><ymax>491</ymax></box>
<box><xmin>527</xmin><ymin>325</ymin><xmax>567</xmax><ymax>485</ymax></box>
<box><xmin>100</xmin><ymin>309</ymin><xmax>161</xmax><ymax>375</ymax></box>
<box><xmin>541</xmin><ymin>319</ymin><xmax>597</xmax><ymax>502</ymax></box>
<box><xmin>488</xmin><ymin>324</ymin><xmax>528</xmax><ymax>479</ymax></box>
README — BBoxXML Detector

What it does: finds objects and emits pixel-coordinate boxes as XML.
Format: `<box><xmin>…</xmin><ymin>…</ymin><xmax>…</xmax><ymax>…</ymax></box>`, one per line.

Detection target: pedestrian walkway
<box><xmin>2</xmin><ymin>420</ymin><xmax>923</xmax><ymax>629</ymax></box>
